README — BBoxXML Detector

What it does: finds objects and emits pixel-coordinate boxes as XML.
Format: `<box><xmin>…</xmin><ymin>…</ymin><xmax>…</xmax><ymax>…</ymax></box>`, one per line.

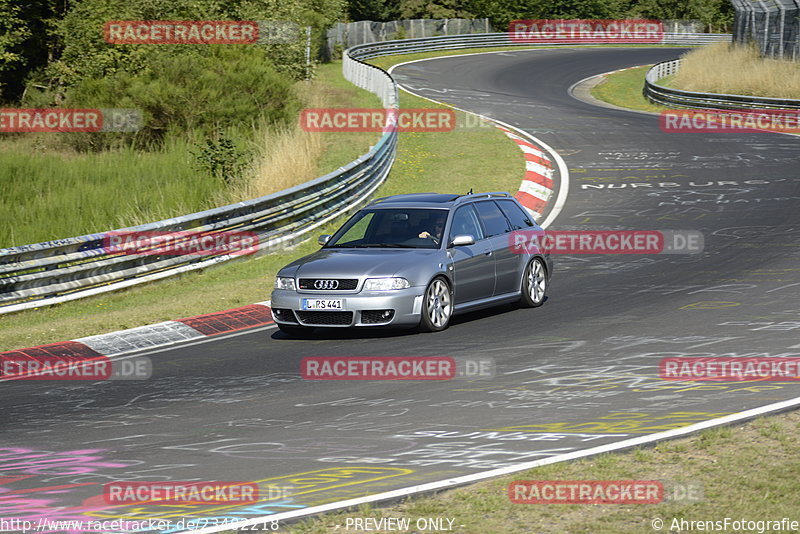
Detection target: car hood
<box><xmin>281</xmin><ymin>248</ymin><xmax>440</xmax><ymax>280</ymax></box>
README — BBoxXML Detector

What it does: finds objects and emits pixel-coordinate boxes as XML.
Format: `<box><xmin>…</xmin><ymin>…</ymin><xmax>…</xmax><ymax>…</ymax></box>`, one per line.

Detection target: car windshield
<box><xmin>326</xmin><ymin>208</ymin><xmax>448</xmax><ymax>249</ymax></box>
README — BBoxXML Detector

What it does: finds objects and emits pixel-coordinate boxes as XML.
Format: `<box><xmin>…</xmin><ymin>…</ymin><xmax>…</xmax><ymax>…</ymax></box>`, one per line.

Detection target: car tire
<box><xmin>418</xmin><ymin>277</ymin><xmax>453</xmax><ymax>332</ymax></box>
<box><xmin>277</xmin><ymin>324</ymin><xmax>313</xmax><ymax>337</ymax></box>
<box><xmin>520</xmin><ymin>257</ymin><xmax>547</xmax><ymax>308</ymax></box>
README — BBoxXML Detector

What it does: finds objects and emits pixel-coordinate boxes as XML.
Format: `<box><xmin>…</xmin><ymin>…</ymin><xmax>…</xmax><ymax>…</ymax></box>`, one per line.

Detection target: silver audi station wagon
<box><xmin>270</xmin><ymin>192</ymin><xmax>552</xmax><ymax>335</ymax></box>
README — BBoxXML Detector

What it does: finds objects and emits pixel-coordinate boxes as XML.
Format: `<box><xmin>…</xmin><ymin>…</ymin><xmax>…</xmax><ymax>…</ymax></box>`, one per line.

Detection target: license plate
<box><xmin>302</xmin><ymin>299</ymin><xmax>343</xmax><ymax>310</ymax></box>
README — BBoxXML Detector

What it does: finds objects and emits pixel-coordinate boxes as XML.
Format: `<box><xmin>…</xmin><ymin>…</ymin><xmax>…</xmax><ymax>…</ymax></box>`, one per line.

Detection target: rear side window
<box><xmin>474</xmin><ymin>201</ymin><xmax>510</xmax><ymax>237</ymax></box>
<box><xmin>449</xmin><ymin>205</ymin><xmax>484</xmax><ymax>242</ymax></box>
<box><xmin>497</xmin><ymin>199</ymin><xmax>534</xmax><ymax>230</ymax></box>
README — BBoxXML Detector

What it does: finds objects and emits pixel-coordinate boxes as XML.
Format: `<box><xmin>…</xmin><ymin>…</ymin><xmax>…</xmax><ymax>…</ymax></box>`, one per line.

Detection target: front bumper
<box><xmin>270</xmin><ymin>287</ymin><xmax>425</xmax><ymax>327</ymax></box>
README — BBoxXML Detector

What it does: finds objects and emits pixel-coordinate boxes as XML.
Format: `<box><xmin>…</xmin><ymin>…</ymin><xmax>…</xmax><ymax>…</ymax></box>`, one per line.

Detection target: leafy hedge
<box><xmin>348</xmin><ymin>0</ymin><xmax>734</xmax><ymax>34</ymax></box>
<box><xmin>4</xmin><ymin>0</ymin><xmax>345</xmax><ymax>150</ymax></box>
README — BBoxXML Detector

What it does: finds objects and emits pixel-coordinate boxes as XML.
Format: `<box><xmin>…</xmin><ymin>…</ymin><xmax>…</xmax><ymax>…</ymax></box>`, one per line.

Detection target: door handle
<box><xmin>485</xmin><ymin>250</ymin><xmax>493</xmax><ymax>256</ymax></box>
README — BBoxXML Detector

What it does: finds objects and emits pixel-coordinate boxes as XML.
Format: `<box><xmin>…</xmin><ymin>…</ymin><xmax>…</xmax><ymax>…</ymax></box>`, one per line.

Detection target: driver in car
<box><xmin>418</xmin><ymin>216</ymin><xmax>446</xmax><ymax>244</ymax></box>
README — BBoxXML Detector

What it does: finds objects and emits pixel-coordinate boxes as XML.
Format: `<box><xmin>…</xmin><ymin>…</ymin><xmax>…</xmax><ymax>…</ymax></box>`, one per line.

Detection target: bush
<box><xmin>56</xmin><ymin>45</ymin><xmax>299</xmax><ymax>150</ymax></box>
<box><xmin>18</xmin><ymin>0</ymin><xmax>344</xmax><ymax>149</ymax></box>
<box><xmin>191</xmin><ymin>133</ymin><xmax>250</xmax><ymax>185</ymax></box>
<box><xmin>43</xmin><ymin>0</ymin><xmax>344</xmax><ymax>87</ymax></box>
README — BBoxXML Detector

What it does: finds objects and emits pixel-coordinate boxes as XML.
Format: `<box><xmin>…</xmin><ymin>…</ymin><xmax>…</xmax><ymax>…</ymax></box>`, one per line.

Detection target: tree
<box><xmin>0</xmin><ymin>0</ymin><xmax>28</xmax><ymax>100</ymax></box>
<box><xmin>348</xmin><ymin>0</ymin><xmax>393</xmax><ymax>21</ymax></box>
<box><xmin>0</xmin><ymin>0</ymin><xmax>63</xmax><ymax>102</ymax></box>
<box><xmin>543</xmin><ymin>0</ymin><xmax>628</xmax><ymax>19</ymax></box>
<box><xmin>393</xmin><ymin>0</ymin><xmax>475</xmax><ymax>19</ymax></box>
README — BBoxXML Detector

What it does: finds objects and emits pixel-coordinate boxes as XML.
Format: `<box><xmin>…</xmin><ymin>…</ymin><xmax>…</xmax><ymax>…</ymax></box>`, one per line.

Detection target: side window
<box><xmin>449</xmin><ymin>205</ymin><xmax>484</xmax><ymax>243</ymax></box>
<box><xmin>474</xmin><ymin>201</ymin><xmax>511</xmax><ymax>237</ymax></box>
<box><xmin>497</xmin><ymin>199</ymin><xmax>534</xmax><ymax>230</ymax></box>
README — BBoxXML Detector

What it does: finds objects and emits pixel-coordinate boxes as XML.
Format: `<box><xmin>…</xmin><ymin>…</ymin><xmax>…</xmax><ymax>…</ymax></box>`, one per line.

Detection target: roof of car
<box><xmin>368</xmin><ymin>192</ymin><xmax>512</xmax><ymax>208</ymax></box>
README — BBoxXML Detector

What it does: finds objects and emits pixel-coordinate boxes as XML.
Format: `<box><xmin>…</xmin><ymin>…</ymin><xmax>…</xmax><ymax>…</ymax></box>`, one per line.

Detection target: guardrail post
<box><xmin>0</xmin><ymin>31</ymin><xmax>730</xmax><ymax>314</ymax></box>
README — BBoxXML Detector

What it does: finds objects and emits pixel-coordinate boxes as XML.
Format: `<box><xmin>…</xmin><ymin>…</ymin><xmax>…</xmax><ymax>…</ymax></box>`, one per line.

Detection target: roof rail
<box><xmin>370</xmin><ymin>192</ymin><xmax>438</xmax><ymax>204</ymax></box>
<box><xmin>454</xmin><ymin>191</ymin><xmax>511</xmax><ymax>204</ymax></box>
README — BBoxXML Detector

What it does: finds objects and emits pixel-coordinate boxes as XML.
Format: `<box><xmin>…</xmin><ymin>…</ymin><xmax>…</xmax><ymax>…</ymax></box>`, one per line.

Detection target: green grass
<box><xmin>589</xmin><ymin>65</ymin><xmax>668</xmax><ymax>113</ymax></box>
<box><xmin>0</xmin><ymin>226</ymin><xmax>336</xmax><ymax>351</ymax></box>
<box><xmin>282</xmin><ymin>410</ymin><xmax>800</xmax><ymax>533</ymax></box>
<box><xmin>380</xmin><ymin>97</ymin><xmax>522</xmax><ymax>197</ymax></box>
<box><xmin>0</xmin><ymin>62</ymin><xmax>379</xmax><ymax>351</ymax></box>
<box><xmin>659</xmin><ymin>73</ymin><xmax>676</xmax><ymax>87</ymax></box>
<box><xmin>314</xmin><ymin>61</ymin><xmax>383</xmax><ymax>172</ymax></box>
<box><xmin>365</xmin><ymin>52</ymin><xmax>525</xmax><ymax>195</ymax></box>
<box><xmin>0</xmin><ymin>138</ymin><xmax>221</xmax><ymax>247</ymax></box>
<box><xmin>0</xmin><ymin>46</ymin><xmax>684</xmax><ymax>247</ymax></box>
<box><xmin>0</xmin><ymin>61</ymin><xmax>381</xmax><ymax>250</ymax></box>
<box><xmin>0</xmin><ymin>54</ymin><xmax>524</xmax><ymax>351</ymax></box>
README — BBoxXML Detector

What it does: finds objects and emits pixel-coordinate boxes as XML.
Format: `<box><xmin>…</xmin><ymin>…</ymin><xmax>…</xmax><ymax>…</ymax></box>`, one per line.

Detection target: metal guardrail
<box><xmin>645</xmin><ymin>58</ymin><xmax>800</xmax><ymax>110</ymax></box>
<box><xmin>0</xmin><ymin>52</ymin><xmax>398</xmax><ymax>314</ymax></box>
<box><xmin>347</xmin><ymin>32</ymin><xmax>731</xmax><ymax>59</ymax></box>
<box><xmin>0</xmin><ymin>31</ymin><xmax>730</xmax><ymax>314</ymax></box>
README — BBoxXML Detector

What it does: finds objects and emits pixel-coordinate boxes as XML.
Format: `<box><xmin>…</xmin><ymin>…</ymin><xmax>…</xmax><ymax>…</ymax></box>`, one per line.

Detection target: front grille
<box><xmin>298</xmin><ymin>278</ymin><xmax>358</xmax><ymax>291</ymax></box>
<box><xmin>361</xmin><ymin>310</ymin><xmax>395</xmax><ymax>324</ymax></box>
<box><xmin>272</xmin><ymin>308</ymin><xmax>298</xmax><ymax>323</ymax></box>
<box><xmin>296</xmin><ymin>311</ymin><xmax>353</xmax><ymax>326</ymax></box>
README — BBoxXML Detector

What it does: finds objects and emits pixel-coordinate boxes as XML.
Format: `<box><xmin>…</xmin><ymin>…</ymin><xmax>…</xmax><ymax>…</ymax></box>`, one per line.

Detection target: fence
<box><xmin>0</xmin><ymin>53</ymin><xmax>398</xmax><ymax>315</ymax></box>
<box><xmin>0</xmin><ymin>29</ymin><xmax>728</xmax><ymax>315</ymax></box>
<box><xmin>731</xmin><ymin>0</ymin><xmax>800</xmax><ymax>59</ymax></box>
<box><xmin>326</xmin><ymin>18</ymin><xmax>493</xmax><ymax>56</ymax></box>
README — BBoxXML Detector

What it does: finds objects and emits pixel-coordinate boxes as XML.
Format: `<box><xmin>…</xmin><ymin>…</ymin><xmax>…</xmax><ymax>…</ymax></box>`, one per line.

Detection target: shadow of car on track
<box><xmin>269</xmin><ymin>299</ymin><xmax>546</xmax><ymax>341</ymax></box>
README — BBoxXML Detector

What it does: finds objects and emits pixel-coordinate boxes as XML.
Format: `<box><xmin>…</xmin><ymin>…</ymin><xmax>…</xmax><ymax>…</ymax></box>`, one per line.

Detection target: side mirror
<box><xmin>449</xmin><ymin>234</ymin><xmax>475</xmax><ymax>247</ymax></box>
<box><xmin>318</xmin><ymin>234</ymin><xmax>331</xmax><ymax>246</ymax></box>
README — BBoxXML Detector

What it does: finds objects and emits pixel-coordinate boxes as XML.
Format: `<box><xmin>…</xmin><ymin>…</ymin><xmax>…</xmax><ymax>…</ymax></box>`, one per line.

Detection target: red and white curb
<box><xmin>496</xmin><ymin>126</ymin><xmax>556</xmax><ymax>222</ymax></box>
<box><xmin>0</xmin><ymin>302</ymin><xmax>274</xmax><ymax>360</ymax></box>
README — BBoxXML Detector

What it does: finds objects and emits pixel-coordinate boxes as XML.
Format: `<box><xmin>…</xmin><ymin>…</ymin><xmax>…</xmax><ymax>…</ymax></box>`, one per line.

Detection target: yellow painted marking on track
<box><xmin>487</xmin><ymin>412</ymin><xmax>732</xmax><ymax>434</ymax></box>
<box><xmin>86</xmin><ymin>466</ymin><xmax>414</xmax><ymax>520</ymax></box>
<box><xmin>680</xmin><ymin>301</ymin><xmax>742</xmax><ymax>310</ymax></box>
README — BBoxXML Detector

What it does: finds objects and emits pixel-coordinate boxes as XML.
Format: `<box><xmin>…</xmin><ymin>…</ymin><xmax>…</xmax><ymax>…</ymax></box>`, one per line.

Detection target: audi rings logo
<box><xmin>314</xmin><ymin>279</ymin><xmax>339</xmax><ymax>290</ymax></box>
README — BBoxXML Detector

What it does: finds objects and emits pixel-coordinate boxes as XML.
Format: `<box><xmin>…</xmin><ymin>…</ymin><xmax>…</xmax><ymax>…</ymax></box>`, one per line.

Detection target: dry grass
<box><xmin>673</xmin><ymin>42</ymin><xmax>800</xmax><ymax>98</ymax></box>
<box><xmin>234</xmin><ymin>123</ymin><xmax>325</xmax><ymax>199</ymax></box>
<box><xmin>229</xmin><ymin>84</ymin><xmax>326</xmax><ymax>200</ymax></box>
<box><xmin>228</xmin><ymin>67</ymin><xmax>383</xmax><ymax>201</ymax></box>
<box><xmin>0</xmin><ymin>60</ymin><xmax>521</xmax><ymax>351</ymax></box>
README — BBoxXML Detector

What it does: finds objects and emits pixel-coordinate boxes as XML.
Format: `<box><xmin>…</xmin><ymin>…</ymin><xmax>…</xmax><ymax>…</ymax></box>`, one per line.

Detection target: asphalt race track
<box><xmin>3</xmin><ymin>47</ymin><xmax>800</xmax><ymax>533</ymax></box>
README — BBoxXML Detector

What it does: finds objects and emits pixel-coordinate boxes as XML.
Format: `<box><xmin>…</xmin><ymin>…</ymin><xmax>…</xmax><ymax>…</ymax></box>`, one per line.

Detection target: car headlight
<box><xmin>363</xmin><ymin>277</ymin><xmax>410</xmax><ymax>291</ymax></box>
<box><xmin>274</xmin><ymin>276</ymin><xmax>296</xmax><ymax>290</ymax></box>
